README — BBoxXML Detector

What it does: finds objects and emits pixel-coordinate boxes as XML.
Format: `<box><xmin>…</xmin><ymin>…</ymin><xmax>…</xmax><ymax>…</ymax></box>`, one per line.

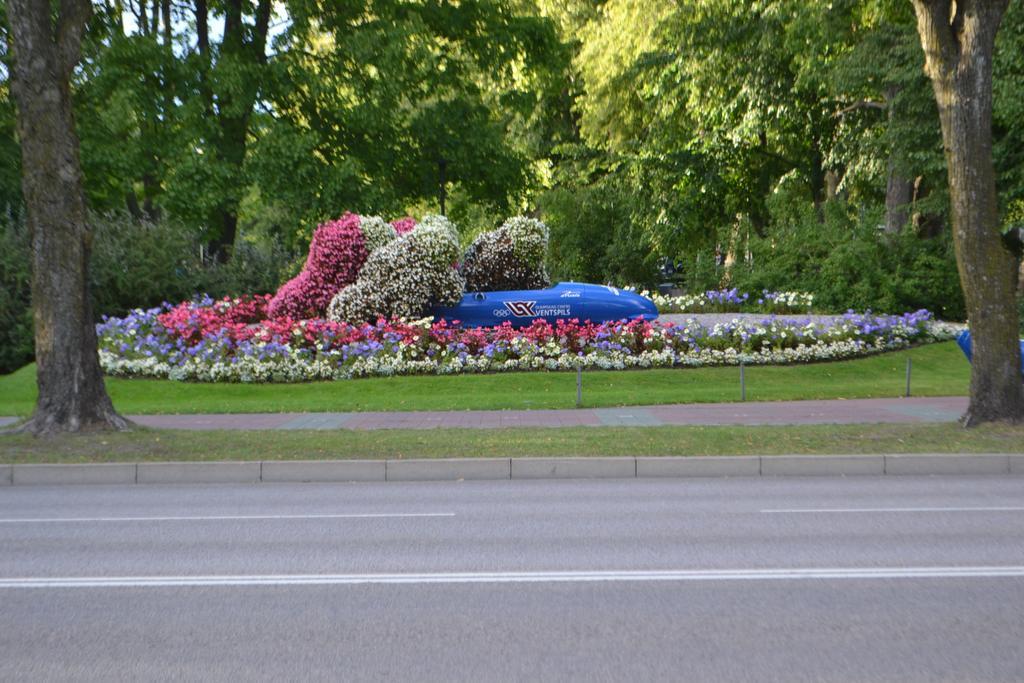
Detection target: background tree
<box><xmin>912</xmin><ymin>0</ymin><xmax>1023</xmax><ymax>426</ymax></box>
<box><xmin>260</xmin><ymin>0</ymin><xmax>564</xmax><ymax>242</ymax></box>
<box><xmin>5</xmin><ymin>0</ymin><xmax>127</xmax><ymax>434</ymax></box>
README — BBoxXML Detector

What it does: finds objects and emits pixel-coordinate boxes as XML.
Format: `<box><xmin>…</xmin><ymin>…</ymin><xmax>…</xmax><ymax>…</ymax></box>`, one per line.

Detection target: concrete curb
<box><xmin>1</xmin><ymin>454</ymin><xmax>1021</xmax><ymax>486</ymax></box>
<box><xmin>387</xmin><ymin>458</ymin><xmax>510</xmax><ymax>482</ymax></box>
<box><xmin>762</xmin><ymin>455</ymin><xmax>885</xmax><ymax>477</ymax></box>
<box><xmin>884</xmin><ymin>453</ymin><xmax>1010</xmax><ymax>475</ymax></box>
<box><xmin>511</xmin><ymin>457</ymin><xmax>636</xmax><ymax>479</ymax></box>
<box><xmin>137</xmin><ymin>462</ymin><xmax>261</xmax><ymax>484</ymax></box>
<box><xmin>262</xmin><ymin>460</ymin><xmax>384</xmax><ymax>483</ymax></box>
<box><xmin>636</xmin><ymin>456</ymin><xmax>760</xmax><ymax>478</ymax></box>
<box><xmin>13</xmin><ymin>463</ymin><xmax>137</xmax><ymax>486</ymax></box>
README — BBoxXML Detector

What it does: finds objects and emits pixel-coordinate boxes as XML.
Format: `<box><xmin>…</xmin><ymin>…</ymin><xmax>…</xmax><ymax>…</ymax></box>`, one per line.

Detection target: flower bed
<box><xmin>96</xmin><ymin>296</ymin><xmax>959</xmax><ymax>383</ymax></box>
<box><xmin>648</xmin><ymin>288</ymin><xmax>814</xmax><ymax>314</ymax></box>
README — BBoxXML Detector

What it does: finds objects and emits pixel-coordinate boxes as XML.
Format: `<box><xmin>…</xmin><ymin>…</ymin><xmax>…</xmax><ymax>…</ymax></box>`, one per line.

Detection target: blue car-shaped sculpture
<box><xmin>956</xmin><ymin>329</ymin><xmax>1024</xmax><ymax>376</ymax></box>
<box><xmin>432</xmin><ymin>282</ymin><xmax>658</xmax><ymax>328</ymax></box>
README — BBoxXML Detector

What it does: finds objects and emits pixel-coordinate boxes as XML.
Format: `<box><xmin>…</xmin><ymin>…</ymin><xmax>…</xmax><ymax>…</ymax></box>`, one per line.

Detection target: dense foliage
<box><xmin>709</xmin><ymin>198</ymin><xmax>964</xmax><ymax>320</ymax></box>
<box><xmin>0</xmin><ymin>213</ymin><xmax>31</xmax><ymax>373</ymax></box>
<box><xmin>538</xmin><ymin>0</ymin><xmax>1023</xmax><ymax>308</ymax></box>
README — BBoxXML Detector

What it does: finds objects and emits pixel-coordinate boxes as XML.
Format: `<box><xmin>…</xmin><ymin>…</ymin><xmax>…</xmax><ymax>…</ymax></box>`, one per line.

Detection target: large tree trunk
<box><xmin>882</xmin><ymin>86</ymin><xmax>914</xmax><ymax>234</ymax></box>
<box><xmin>913</xmin><ymin>0</ymin><xmax>1023</xmax><ymax>426</ymax></box>
<box><xmin>7</xmin><ymin>0</ymin><xmax>129</xmax><ymax>435</ymax></box>
<box><xmin>884</xmin><ymin>167</ymin><xmax>914</xmax><ymax>234</ymax></box>
<box><xmin>209</xmin><ymin>209</ymin><xmax>239</xmax><ymax>263</ymax></box>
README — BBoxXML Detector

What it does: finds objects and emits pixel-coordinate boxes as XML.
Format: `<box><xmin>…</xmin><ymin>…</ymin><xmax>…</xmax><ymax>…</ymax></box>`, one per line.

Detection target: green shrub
<box><xmin>90</xmin><ymin>212</ymin><xmax>292</xmax><ymax>317</ymax></box>
<box><xmin>678</xmin><ymin>251</ymin><xmax>726</xmax><ymax>293</ymax></box>
<box><xmin>1019</xmin><ymin>293</ymin><xmax>1024</xmax><ymax>334</ymax></box>
<box><xmin>0</xmin><ymin>212</ymin><xmax>33</xmax><ymax>374</ymax></box>
<box><xmin>726</xmin><ymin>200</ymin><xmax>964</xmax><ymax>318</ymax></box>
<box><xmin>201</xmin><ymin>239</ymin><xmax>294</xmax><ymax>300</ymax></box>
<box><xmin>89</xmin><ymin>213</ymin><xmax>206</xmax><ymax>317</ymax></box>
<box><xmin>542</xmin><ymin>184</ymin><xmax>658</xmax><ymax>286</ymax></box>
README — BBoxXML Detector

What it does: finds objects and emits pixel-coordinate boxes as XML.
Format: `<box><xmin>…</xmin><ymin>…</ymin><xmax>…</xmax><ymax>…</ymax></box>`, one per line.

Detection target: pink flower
<box><xmin>268</xmin><ymin>213</ymin><xmax>370</xmax><ymax>319</ymax></box>
<box><xmin>391</xmin><ymin>217</ymin><xmax>417</xmax><ymax>235</ymax></box>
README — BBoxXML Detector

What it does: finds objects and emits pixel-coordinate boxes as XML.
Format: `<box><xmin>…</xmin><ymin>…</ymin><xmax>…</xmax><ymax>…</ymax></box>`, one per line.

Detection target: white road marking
<box><xmin>2</xmin><ymin>566</ymin><xmax>1024</xmax><ymax>589</ymax></box>
<box><xmin>761</xmin><ymin>507</ymin><xmax>1024</xmax><ymax>514</ymax></box>
<box><xmin>0</xmin><ymin>513</ymin><xmax>456</xmax><ymax>524</ymax></box>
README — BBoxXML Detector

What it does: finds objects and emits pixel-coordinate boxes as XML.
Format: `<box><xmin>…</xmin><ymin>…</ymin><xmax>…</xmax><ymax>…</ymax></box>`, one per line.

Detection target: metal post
<box><xmin>438</xmin><ymin>158</ymin><xmax>448</xmax><ymax>216</ymax></box>
<box><xmin>905</xmin><ymin>357</ymin><xmax>912</xmax><ymax>397</ymax></box>
<box><xmin>576</xmin><ymin>366</ymin><xmax>583</xmax><ymax>408</ymax></box>
<box><xmin>740</xmin><ymin>361</ymin><xmax>746</xmax><ymax>402</ymax></box>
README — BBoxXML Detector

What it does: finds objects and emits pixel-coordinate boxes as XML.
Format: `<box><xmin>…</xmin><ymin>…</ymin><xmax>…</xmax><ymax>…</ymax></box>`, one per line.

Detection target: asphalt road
<box><xmin>2</xmin><ymin>476</ymin><xmax>1023</xmax><ymax>682</ymax></box>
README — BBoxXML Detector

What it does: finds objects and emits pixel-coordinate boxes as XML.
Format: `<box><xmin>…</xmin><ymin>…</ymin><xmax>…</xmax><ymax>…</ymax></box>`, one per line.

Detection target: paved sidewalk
<box><xmin>0</xmin><ymin>396</ymin><xmax>966</xmax><ymax>431</ymax></box>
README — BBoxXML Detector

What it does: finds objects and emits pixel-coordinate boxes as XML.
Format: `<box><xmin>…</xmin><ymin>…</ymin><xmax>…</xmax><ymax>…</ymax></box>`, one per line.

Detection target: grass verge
<box><xmin>2</xmin><ymin>422</ymin><xmax>1022</xmax><ymax>464</ymax></box>
<box><xmin>0</xmin><ymin>342</ymin><xmax>968</xmax><ymax>416</ymax></box>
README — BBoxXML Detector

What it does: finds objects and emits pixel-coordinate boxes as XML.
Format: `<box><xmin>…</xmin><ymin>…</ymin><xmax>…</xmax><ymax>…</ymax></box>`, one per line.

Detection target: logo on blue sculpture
<box><xmin>504</xmin><ymin>301</ymin><xmax>537</xmax><ymax>317</ymax></box>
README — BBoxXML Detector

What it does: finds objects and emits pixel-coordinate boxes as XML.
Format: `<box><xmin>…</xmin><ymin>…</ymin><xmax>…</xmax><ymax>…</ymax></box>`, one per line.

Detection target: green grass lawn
<box><xmin>1</xmin><ymin>421</ymin><xmax>1021</xmax><ymax>464</ymax></box>
<box><xmin>0</xmin><ymin>342</ymin><xmax>968</xmax><ymax>416</ymax></box>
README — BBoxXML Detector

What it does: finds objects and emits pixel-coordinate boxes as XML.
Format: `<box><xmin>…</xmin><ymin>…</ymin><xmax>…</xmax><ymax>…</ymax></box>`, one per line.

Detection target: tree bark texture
<box><xmin>7</xmin><ymin>0</ymin><xmax>129</xmax><ymax>434</ymax></box>
<box><xmin>913</xmin><ymin>0</ymin><xmax>1023</xmax><ymax>425</ymax></box>
<box><xmin>883</xmin><ymin>87</ymin><xmax>914</xmax><ymax>234</ymax></box>
<box><xmin>884</xmin><ymin>167</ymin><xmax>914</xmax><ymax>233</ymax></box>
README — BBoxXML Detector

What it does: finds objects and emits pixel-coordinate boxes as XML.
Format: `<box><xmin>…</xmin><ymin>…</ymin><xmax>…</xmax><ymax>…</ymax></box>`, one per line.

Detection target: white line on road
<box><xmin>3</xmin><ymin>566</ymin><xmax>1024</xmax><ymax>589</ymax></box>
<box><xmin>761</xmin><ymin>507</ymin><xmax>1024</xmax><ymax>514</ymax></box>
<box><xmin>0</xmin><ymin>513</ymin><xmax>456</xmax><ymax>524</ymax></box>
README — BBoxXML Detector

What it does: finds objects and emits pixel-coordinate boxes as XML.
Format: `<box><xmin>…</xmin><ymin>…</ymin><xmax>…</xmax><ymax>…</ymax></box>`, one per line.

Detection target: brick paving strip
<box><xmin>0</xmin><ymin>396</ymin><xmax>967</xmax><ymax>431</ymax></box>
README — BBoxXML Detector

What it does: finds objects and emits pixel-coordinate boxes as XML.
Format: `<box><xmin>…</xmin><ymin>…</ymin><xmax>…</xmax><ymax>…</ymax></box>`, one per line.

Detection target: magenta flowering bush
<box><xmin>266</xmin><ymin>213</ymin><xmax>419</xmax><ymax>320</ymax></box>
<box><xmin>267</xmin><ymin>213</ymin><xmax>369</xmax><ymax>319</ymax></box>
